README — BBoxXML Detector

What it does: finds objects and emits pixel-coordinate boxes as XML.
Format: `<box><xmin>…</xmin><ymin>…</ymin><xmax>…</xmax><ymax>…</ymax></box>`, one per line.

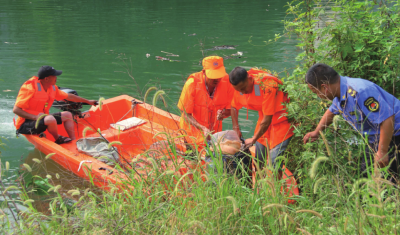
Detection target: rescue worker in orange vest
<box><xmin>177</xmin><ymin>56</ymin><xmax>234</xmax><ymax>147</ymax></box>
<box><xmin>13</xmin><ymin>66</ymin><xmax>97</xmax><ymax>144</ymax></box>
<box><xmin>229</xmin><ymin>67</ymin><xmax>294</xmax><ymax>178</ymax></box>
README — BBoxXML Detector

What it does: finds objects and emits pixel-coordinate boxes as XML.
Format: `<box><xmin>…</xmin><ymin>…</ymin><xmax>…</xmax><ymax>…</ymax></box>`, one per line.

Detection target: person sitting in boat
<box><xmin>303</xmin><ymin>63</ymin><xmax>400</xmax><ymax>180</ymax></box>
<box><xmin>13</xmin><ymin>66</ymin><xmax>97</xmax><ymax>144</ymax></box>
<box><xmin>177</xmin><ymin>56</ymin><xmax>234</xmax><ymax>147</ymax></box>
<box><xmin>229</xmin><ymin>67</ymin><xmax>294</xmax><ymax>179</ymax></box>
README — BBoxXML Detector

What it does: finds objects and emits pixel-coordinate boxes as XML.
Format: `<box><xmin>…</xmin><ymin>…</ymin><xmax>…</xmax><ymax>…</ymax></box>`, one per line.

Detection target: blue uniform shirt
<box><xmin>329</xmin><ymin>76</ymin><xmax>400</xmax><ymax>143</ymax></box>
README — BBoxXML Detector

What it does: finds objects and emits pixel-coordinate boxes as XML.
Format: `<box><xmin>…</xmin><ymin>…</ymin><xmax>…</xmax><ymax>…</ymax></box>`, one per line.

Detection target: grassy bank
<box><xmin>2</xmin><ymin>137</ymin><xmax>399</xmax><ymax>234</ymax></box>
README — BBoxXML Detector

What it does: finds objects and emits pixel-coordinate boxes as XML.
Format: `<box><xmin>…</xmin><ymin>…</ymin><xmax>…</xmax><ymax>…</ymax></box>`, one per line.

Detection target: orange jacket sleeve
<box><xmin>225</xmin><ymin>83</ymin><xmax>235</xmax><ymax>109</ymax></box>
<box><xmin>55</xmin><ymin>88</ymin><xmax>68</xmax><ymax>101</ymax></box>
<box><xmin>177</xmin><ymin>78</ymin><xmax>195</xmax><ymax>114</ymax></box>
<box><xmin>231</xmin><ymin>91</ymin><xmax>244</xmax><ymax>110</ymax></box>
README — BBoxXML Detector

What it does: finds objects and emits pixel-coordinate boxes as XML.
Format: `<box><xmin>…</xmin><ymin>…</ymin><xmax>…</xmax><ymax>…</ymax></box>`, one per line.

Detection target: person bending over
<box><xmin>229</xmin><ymin>67</ymin><xmax>294</xmax><ymax>178</ymax></box>
<box><xmin>177</xmin><ymin>56</ymin><xmax>234</xmax><ymax>148</ymax></box>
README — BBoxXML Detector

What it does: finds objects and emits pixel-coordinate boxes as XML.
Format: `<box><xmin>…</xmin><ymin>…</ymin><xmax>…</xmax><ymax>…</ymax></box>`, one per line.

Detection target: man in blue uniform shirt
<box><xmin>303</xmin><ymin>63</ymin><xmax>399</xmax><ymax>179</ymax></box>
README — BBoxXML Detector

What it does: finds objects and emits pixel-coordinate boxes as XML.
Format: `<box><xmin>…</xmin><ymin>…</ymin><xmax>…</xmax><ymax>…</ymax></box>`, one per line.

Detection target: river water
<box><xmin>0</xmin><ymin>0</ymin><xmax>297</xmax><ymax>215</ymax></box>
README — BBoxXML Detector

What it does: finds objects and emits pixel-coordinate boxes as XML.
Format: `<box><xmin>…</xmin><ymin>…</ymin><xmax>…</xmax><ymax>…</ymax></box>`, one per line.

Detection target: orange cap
<box><xmin>202</xmin><ymin>56</ymin><xmax>228</xmax><ymax>79</ymax></box>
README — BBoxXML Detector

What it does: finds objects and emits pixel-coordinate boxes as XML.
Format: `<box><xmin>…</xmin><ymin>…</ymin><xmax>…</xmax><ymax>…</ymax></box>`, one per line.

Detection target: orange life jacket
<box><xmin>247</xmin><ymin>68</ymin><xmax>283</xmax><ymax>86</ymax></box>
<box><xmin>243</xmin><ymin>68</ymin><xmax>290</xmax><ymax>121</ymax></box>
<box><xmin>15</xmin><ymin>76</ymin><xmax>57</xmax><ymax>129</ymax></box>
<box><xmin>179</xmin><ymin>71</ymin><xmax>233</xmax><ymax>145</ymax></box>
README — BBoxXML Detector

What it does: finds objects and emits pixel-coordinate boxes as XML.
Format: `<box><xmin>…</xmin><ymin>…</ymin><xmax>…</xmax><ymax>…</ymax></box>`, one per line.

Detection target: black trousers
<box><xmin>362</xmin><ymin>134</ymin><xmax>400</xmax><ymax>181</ymax></box>
<box><xmin>17</xmin><ymin>112</ymin><xmax>62</xmax><ymax>135</ymax></box>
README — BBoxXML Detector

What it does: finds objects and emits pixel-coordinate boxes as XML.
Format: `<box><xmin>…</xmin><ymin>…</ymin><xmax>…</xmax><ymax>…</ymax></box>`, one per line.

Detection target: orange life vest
<box><xmin>232</xmin><ymin>68</ymin><xmax>293</xmax><ymax>149</ymax></box>
<box><xmin>178</xmin><ymin>71</ymin><xmax>233</xmax><ymax>145</ymax></box>
<box><xmin>15</xmin><ymin>76</ymin><xmax>57</xmax><ymax>129</ymax></box>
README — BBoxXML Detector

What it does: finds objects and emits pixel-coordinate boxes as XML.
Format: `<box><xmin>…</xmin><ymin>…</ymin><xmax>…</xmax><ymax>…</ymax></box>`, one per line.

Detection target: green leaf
<box><xmin>354</xmin><ymin>43</ymin><xmax>365</xmax><ymax>53</ymax></box>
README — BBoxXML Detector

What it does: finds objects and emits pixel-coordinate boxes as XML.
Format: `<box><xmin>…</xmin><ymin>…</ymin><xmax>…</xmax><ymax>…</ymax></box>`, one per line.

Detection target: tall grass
<box><xmin>4</xmin><ymin>129</ymin><xmax>398</xmax><ymax>234</ymax></box>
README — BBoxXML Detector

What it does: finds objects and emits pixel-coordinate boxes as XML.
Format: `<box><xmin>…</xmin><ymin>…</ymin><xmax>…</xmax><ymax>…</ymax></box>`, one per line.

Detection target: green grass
<box><xmin>1</xmin><ymin>132</ymin><xmax>398</xmax><ymax>235</ymax></box>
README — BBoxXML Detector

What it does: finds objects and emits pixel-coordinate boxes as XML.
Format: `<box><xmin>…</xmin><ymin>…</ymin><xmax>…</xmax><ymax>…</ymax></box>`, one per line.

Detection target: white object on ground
<box><xmin>110</xmin><ymin>117</ymin><xmax>146</xmax><ymax>131</ymax></box>
<box><xmin>78</xmin><ymin>160</ymin><xmax>92</xmax><ymax>172</ymax></box>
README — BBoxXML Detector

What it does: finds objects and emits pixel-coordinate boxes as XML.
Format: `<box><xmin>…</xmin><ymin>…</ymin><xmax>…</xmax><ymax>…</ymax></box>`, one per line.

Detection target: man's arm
<box><xmin>65</xmin><ymin>93</ymin><xmax>97</xmax><ymax>105</ymax></box>
<box><xmin>231</xmin><ymin>108</ymin><xmax>241</xmax><ymax>139</ymax></box>
<box><xmin>376</xmin><ymin>115</ymin><xmax>394</xmax><ymax>167</ymax></box>
<box><xmin>246</xmin><ymin>115</ymin><xmax>273</xmax><ymax>146</ymax></box>
<box><xmin>303</xmin><ymin>109</ymin><xmax>335</xmax><ymax>144</ymax></box>
<box><xmin>13</xmin><ymin>105</ymin><xmax>39</xmax><ymax>120</ymax></box>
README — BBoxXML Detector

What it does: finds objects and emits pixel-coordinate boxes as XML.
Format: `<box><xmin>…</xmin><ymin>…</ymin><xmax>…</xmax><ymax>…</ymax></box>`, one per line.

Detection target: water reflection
<box><xmin>0</xmin><ymin>0</ymin><xmax>298</xmax><ymax>215</ymax></box>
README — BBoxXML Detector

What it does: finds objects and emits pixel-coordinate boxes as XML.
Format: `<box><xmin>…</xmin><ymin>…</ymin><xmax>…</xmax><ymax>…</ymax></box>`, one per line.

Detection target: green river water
<box><xmin>0</xmin><ymin>0</ymin><xmax>297</xmax><ymax>214</ymax></box>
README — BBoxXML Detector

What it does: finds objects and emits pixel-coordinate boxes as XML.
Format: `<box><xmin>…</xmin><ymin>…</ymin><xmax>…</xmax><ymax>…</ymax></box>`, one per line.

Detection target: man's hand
<box><xmin>217</xmin><ymin>109</ymin><xmax>230</xmax><ymax>121</ymax></box>
<box><xmin>244</xmin><ymin>137</ymin><xmax>255</xmax><ymax>149</ymax></box>
<box><xmin>88</xmin><ymin>100</ymin><xmax>98</xmax><ymax>106</ymax></box>
<box><xmin>303</xmin><ymin>131</ymin><xmax>319</xmax><ymax>144</ymax></box>
<box><xmin>375</xmin><ymin>150</ymin><xmax>389</xmax><ymax>168</ymax></box>
<box><xmin>216</xmin><ymin>109</ymin><xmax>225</xmax><ymax>121</ymax></box>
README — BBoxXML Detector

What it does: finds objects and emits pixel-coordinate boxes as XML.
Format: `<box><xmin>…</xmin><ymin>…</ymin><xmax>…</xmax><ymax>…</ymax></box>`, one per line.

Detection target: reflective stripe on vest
<box><xmin>37</xmin><ymin>83</ymin><xmax>42</xmax><ymax>91</ymax></box>
<box><xmin>254</xmin><ymin>84</ymin><xmax>261</xmax><ymax>96</ymax></box>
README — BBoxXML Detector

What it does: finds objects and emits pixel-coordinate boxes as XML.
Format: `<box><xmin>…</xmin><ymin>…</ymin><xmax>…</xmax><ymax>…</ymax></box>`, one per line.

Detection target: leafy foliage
<box><xmin>285</xmin><ymin>0</ymin><xmax>400</xmax><ymax>92</ymax></box>
<box><xmin>281</xmin><ymin>0</ymin><xmax>400</xmax><ymax>175</ymax></box>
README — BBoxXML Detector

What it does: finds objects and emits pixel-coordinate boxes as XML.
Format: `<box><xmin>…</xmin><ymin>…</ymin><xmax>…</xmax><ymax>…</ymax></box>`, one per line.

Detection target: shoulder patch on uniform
<box><xmin>347</xmin><ymin>86</ymin><xmax>357</xmax><ymax>97</ymax></box>
<box><xmin>364</xmin><ymin>97</ymin><xmax>379</xmax><ymax>112</ymax></box>
<box><xmin>254</xmin><ymin>84</ymin><xmax>261</xmax><ymax>96</ymax></box>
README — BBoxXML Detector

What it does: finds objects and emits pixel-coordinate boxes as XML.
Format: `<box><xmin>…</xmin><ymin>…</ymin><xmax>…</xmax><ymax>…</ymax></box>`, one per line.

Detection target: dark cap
<box><xmin>38</xmin><ymin>66</ymin><xmax>62</xmax><ymax>79</ymax></box>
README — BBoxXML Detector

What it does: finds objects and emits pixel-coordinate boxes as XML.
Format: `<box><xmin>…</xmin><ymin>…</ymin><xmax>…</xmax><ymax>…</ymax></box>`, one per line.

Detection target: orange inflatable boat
<box><xmin>22</xmin><ymin>95</ymin><xmax>299</xmax><ymax>202</ymax></box>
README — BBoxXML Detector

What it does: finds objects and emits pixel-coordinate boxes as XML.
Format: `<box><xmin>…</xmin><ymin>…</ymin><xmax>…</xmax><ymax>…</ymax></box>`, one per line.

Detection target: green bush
<box><xmin>281</xmin><ymin>0</ymin><xmax>400</xmax><ymax>180</ymax></box>
<box><xmin>284</xmin><ymin>0</ymin><xmax>400</xmax><ymax>92</ymax></box>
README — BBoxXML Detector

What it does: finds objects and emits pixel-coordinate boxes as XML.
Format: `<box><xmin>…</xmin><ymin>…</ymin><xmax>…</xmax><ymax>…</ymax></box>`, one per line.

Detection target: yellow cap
<box><xmin>202</xmin><ymin>56</ymin><xmax>228</xmax><ymax>79</ymax></box>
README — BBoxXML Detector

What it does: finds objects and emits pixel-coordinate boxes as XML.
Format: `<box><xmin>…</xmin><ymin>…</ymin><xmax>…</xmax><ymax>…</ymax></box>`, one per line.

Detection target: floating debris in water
<box><xmin>161</xmin><ymin>51</ymin><xmax>179</xmax><ymax>57</ymax></box>
<box><xmin>156</xmin><ymin>56</ymin><xmax>169</xmax><ymax>61</ymax></box>
<box><xmin>3</xmin><ymin>89</ymin><xmax>13</xmax><ymax>92</ymax></box>
<box><xmin>146</xmin><ymin>53</ymin><xmax>150</xmax><ymax>58</ymax></box>
<box><xmin>222</xmin><ymin>53</ymin><xmax>246</xmax><ymax>60</ymax></box>
<box><xmin>155</xmin><ymin>56</ymin><xmax>180</xmax><ymax>62</ymax></box>
<box><xmin>231</xmin><ymin>51</ymin><xmax>243</xmax><ymax>57</ymax></box>
<box><xmin>188</xmin><ymin>33</ymin><xmax>196</xmax><ymax>36</ymax></box>
<box><xmin>206</xmin><ymin>45</ymin><xmax>238</xmax><ymax>51</ymax></box>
